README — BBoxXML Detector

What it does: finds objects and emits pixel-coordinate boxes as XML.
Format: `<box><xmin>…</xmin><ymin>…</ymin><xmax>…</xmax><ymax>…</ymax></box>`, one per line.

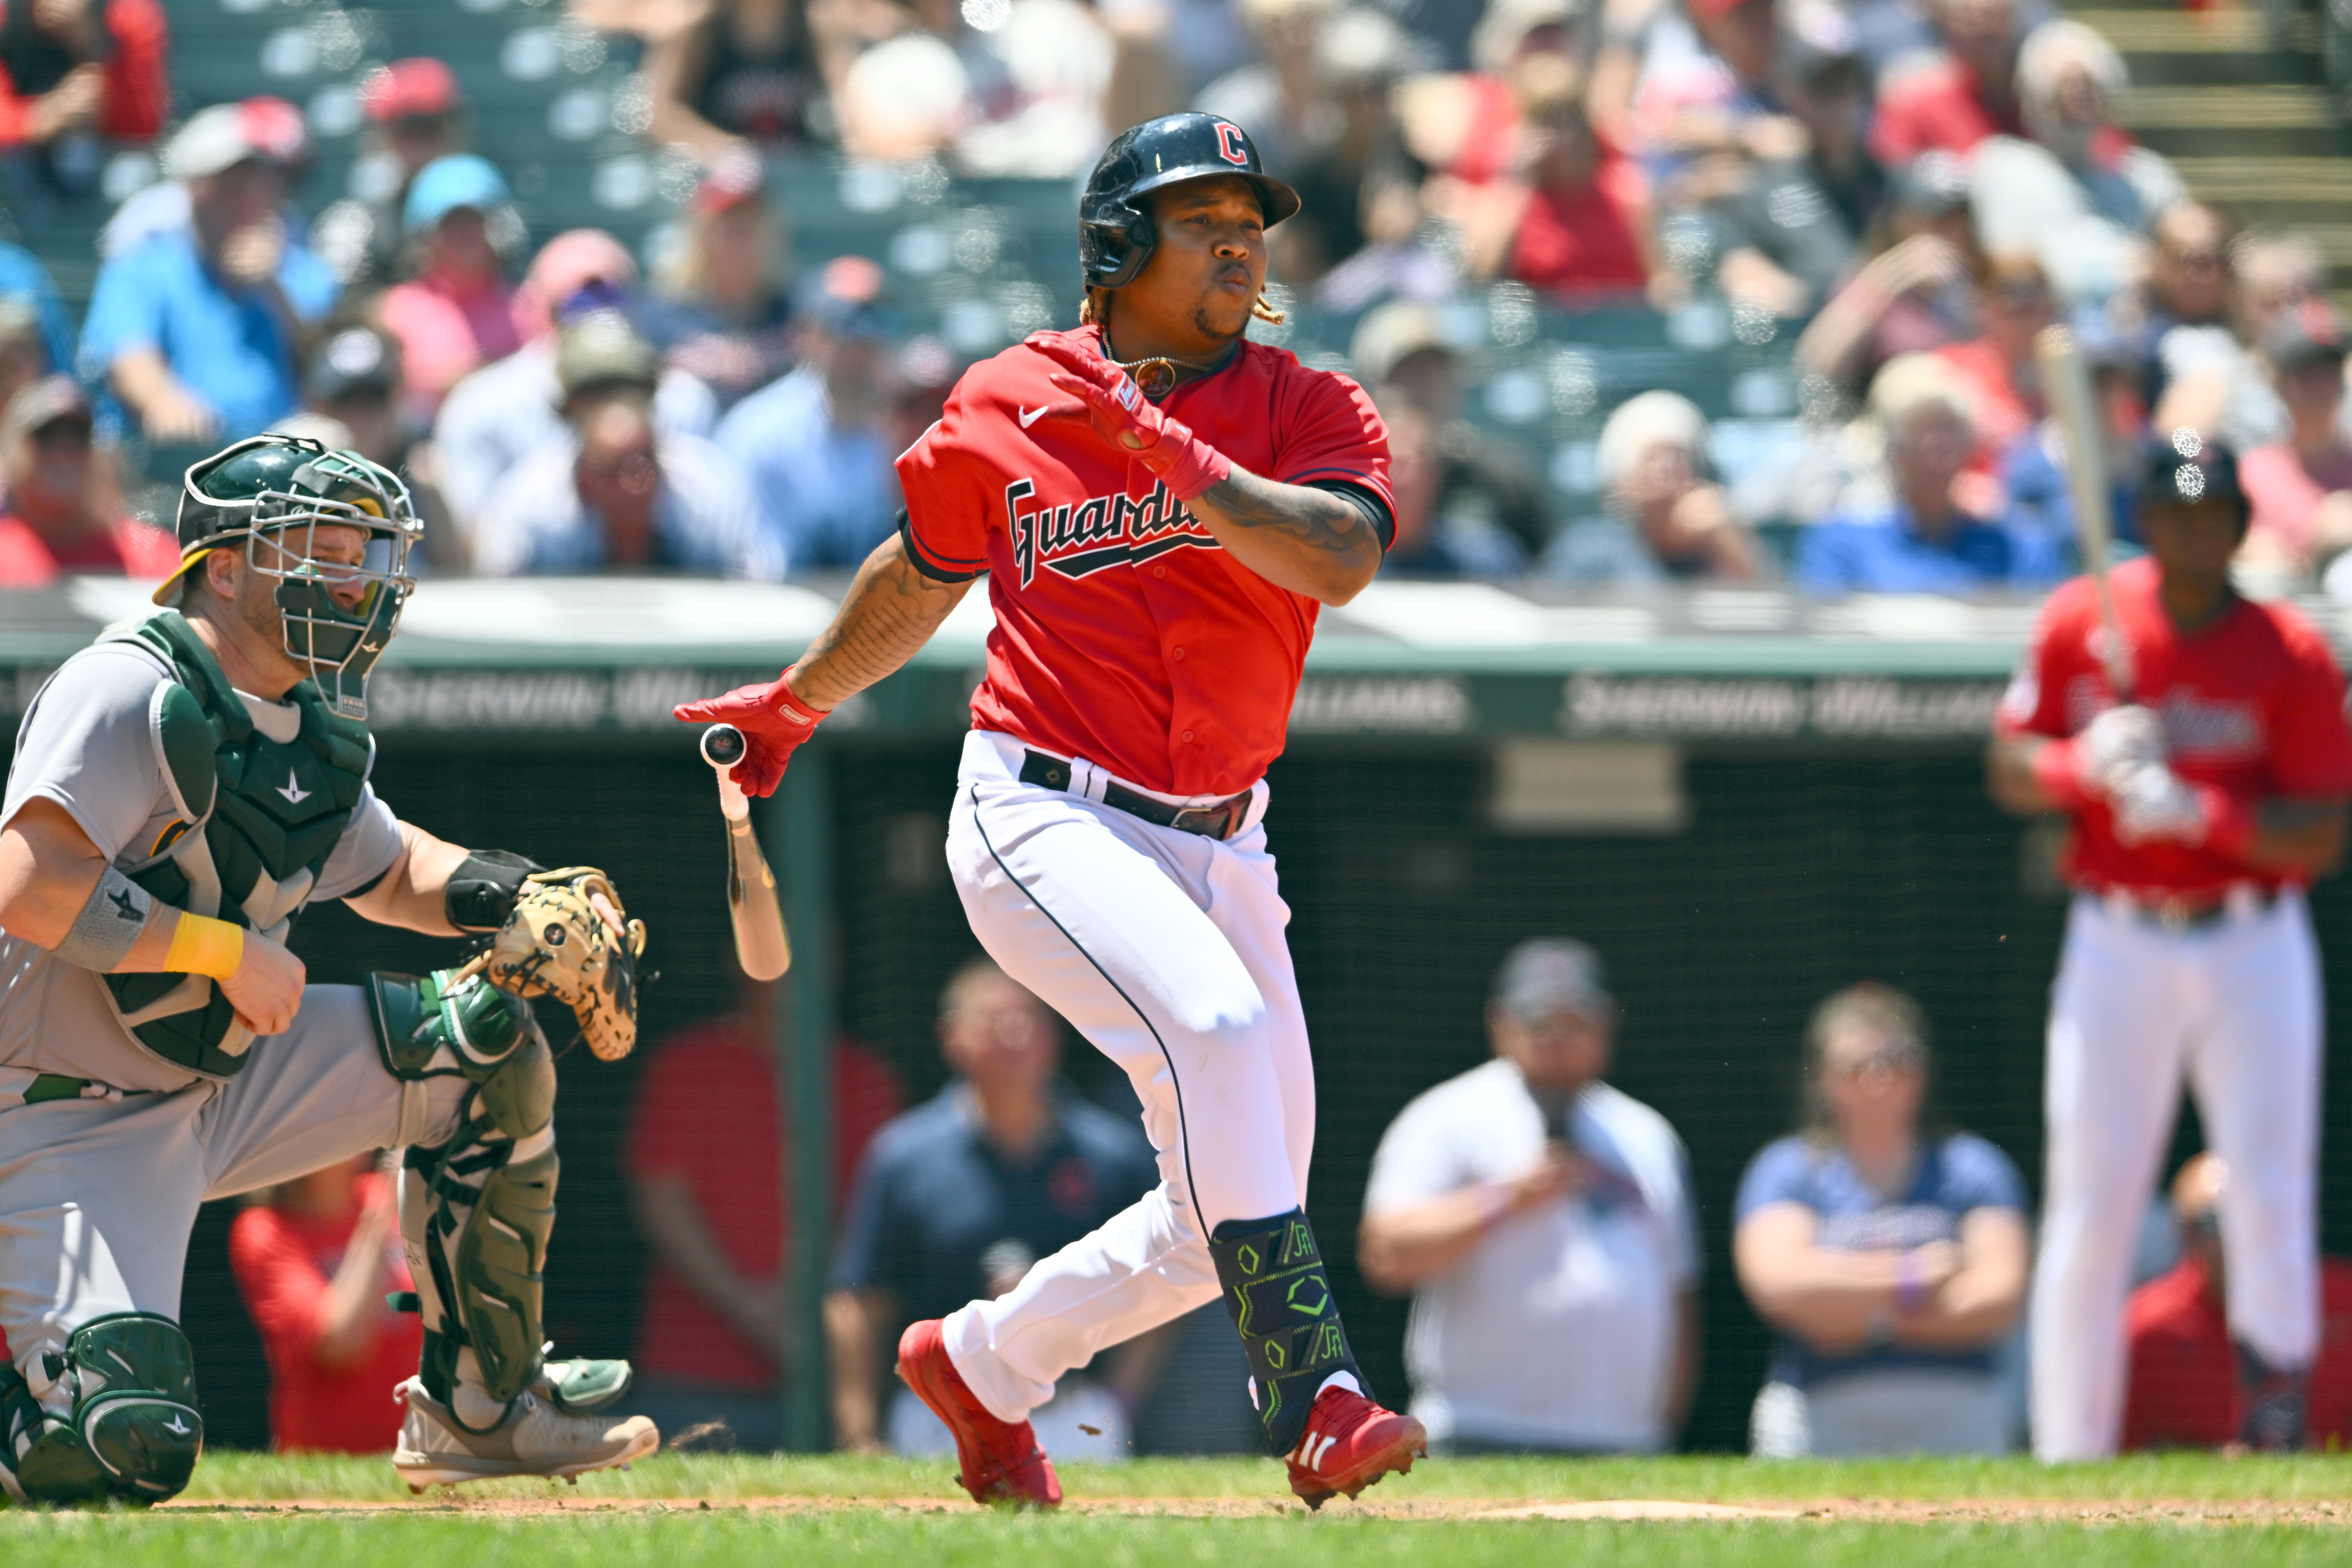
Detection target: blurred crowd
<box><xmin>0</xmin><ymin>0</ymin><xmax>2348</xmax><ymax>594</ymax></box>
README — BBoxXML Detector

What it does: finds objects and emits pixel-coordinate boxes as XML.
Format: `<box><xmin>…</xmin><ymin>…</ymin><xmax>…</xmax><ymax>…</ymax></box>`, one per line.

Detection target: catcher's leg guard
<box><xmin>0</xmin><ymin>1314</ymin><xmax>203</xmax><ymax>1505</ymax></box>
<box><xmin>371</xmin><ymin>969</ymin><xmax>568</xmax><ymax>1421</ymax></box>
<box><xmin>1208</xmin><ymin>1209</ymin><xmax>1367</xmax><ymax>1457</ymax></box>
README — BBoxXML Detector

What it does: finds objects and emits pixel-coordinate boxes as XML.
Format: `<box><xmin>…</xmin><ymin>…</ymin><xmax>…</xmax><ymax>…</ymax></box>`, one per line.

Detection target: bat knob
<box><xmin>701</xmin><ymin>724</ymin><xmax>747</xmax><ymax>769</ymax></box>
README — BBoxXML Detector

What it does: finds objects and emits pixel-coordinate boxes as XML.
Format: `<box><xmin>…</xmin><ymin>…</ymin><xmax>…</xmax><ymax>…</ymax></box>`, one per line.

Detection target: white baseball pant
<box><xmin>938</xmin><ymin>730</ymin><xmax>1314</xmax><ymax>1424</ymax></box>
<box><xmin>0</xmin><ymin>986</ymin><xmax>468</xmax><ymax>1392</ymax></box>
<box><xmin>2030</xmin><ymin>890</ymin><xmax>2322</xmax><ymax>1461</ymax></box>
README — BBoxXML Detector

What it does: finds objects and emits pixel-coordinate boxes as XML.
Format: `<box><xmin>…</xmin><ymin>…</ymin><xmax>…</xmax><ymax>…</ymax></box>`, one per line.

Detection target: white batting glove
<box><xmin>2078</xmin><ymin>704</ymin><xmax>2165</xmax><ymax>798</ymax></box>
<box><xmin>2109</xmin><ymin>762</ymin><xmax>2207</xmax><ymax>846</ymax></box>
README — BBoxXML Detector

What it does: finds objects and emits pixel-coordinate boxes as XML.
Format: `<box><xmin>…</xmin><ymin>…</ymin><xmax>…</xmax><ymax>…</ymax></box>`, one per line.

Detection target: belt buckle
<box><xmin>1166</xmin><ymin>804</ymin><xmax>1229</xmax><ymax>839</ymax></box>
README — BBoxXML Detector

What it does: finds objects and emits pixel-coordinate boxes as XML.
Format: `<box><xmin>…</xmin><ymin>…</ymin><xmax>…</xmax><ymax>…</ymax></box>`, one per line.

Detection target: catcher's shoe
<box><xmin>896</xmin><ymin>1319</ymin><xmax>1061</xmax><ymax>1509</ymax></box>
<box><xmin>393</xmin><ymin>1378</ymin><xmax>659</xmax><ymax>1490</ymax></box>
<box><xmin>1284</xmin><ymin>1384</ymin><xmax>1427</xmax><ymax>1510</ymax></box>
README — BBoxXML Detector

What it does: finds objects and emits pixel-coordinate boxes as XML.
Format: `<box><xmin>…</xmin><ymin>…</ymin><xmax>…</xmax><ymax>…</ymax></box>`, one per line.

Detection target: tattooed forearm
<box><xmin>793</xmin><ymin>534</ymin><xmax>973</xmax><ymax>709</ymax></box>
<box><xmin>1188</xmin><ymin>468</ymin><xmax>1383</xmax><ymax>605</ymax></box>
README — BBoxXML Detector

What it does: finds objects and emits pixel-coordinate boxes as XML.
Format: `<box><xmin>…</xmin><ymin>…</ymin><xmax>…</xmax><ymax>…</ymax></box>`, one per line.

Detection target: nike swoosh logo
<box><xmin>1019</xmin><ymin>405</ymin><xmax>1047</xmax><ymax>428</ymax></box>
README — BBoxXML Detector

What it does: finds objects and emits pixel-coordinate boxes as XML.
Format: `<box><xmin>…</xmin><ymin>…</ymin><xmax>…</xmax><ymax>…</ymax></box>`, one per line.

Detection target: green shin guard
<box><xmin>1208</xmin><ymin>1210</ymin><xmax>1365</xmax><ymax>1457</ymax></box>
<box><xmin>0</xmin><ymin>1315</ymin><xmax>203</xmax><ymax>1505</ymax></box>
<box><xmin>370</xmin><ymin>968</ymin><xmax>562</xmax><ymax>1416</ymax></box>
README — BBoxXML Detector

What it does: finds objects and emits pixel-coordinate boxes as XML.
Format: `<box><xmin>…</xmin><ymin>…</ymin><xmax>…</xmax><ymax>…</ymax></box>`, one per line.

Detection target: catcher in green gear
<box><xmin>0</xmin><ymin>434</ymin><xmax>655</xmax><ymax>1506</ymax></box>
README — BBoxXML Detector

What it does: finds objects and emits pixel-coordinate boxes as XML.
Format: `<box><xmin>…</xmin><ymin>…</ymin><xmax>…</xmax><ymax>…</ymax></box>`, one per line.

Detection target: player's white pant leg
<box><xmin>0</xmin><ymin>1090</ymin><xmax>209</xmax><ymax>1376</ymax></box>
<box><xmin>2030</xmin><ymin>898</ymin><xmax>2192</xmax><ymax>1461</ymax></box>
<box><xmin>0</xmin><ymin>985</ymin><xmax>467</xmax><ymax>1386</ymax></box>
<box><xmin>938</xmin><ymin>763</ymin><xmax>1312</xmax><ymax>1423</ymax></box>
<box><xmin>2185</xmin><ymin>894</ymin><xmax>2323</xmax><ymax>1372</ymax></box>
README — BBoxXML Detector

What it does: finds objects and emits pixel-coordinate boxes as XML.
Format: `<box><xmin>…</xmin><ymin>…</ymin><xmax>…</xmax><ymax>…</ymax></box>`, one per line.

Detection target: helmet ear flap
<box><xmin>1082</xmin><ymin>199</ymin><xmax>1155</xmax><ymax>291</ymax></box>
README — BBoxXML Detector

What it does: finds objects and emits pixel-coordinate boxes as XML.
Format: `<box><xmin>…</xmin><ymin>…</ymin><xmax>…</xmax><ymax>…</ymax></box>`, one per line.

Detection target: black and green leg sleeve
<box><xmin>1209</xmin><ymin>1208</ymin><xmax>1365</xmax><ymax>1456</ymax></box>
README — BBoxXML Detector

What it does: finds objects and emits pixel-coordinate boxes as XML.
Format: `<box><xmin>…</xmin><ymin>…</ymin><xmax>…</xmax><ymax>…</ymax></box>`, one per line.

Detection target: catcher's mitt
<box><xmin>485</xmin><ymin>867</ymin><xmax>648</xmax><ymax>1061</ymax></box>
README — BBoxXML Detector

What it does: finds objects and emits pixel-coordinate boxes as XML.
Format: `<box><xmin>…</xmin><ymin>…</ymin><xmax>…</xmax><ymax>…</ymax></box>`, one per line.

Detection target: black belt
<box><xmin>2101</xmin><ymin>887</ymin><xmax>2277</xmax><ymax>931</ymax></box>
<box><xmin>1020</xmin><ymin>750</ymin><xmax>1251</xmax><ymax>841</ymax></box>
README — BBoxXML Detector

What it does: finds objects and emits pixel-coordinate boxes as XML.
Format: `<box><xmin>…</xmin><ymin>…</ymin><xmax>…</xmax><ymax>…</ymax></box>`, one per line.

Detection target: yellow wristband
<box><xmin>164</xmin><ymin>912</ymin><xmax>243</xmax><ymax>981</ymax></box>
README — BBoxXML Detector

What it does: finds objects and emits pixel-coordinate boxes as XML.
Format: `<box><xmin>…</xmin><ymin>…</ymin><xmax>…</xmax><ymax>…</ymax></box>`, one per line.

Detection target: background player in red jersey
<box><xmin>676</xmin><ymin>113</ymin><xmax>1425</xmax><ymax>1509</ymax></box>
<box><xmin>1988</xmin><ymin>432</ymin><xmax>2352</xmax><ymax>1461</ymax></box>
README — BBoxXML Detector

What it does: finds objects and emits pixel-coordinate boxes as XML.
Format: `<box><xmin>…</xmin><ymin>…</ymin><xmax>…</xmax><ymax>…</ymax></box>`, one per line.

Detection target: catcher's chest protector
<box><xmin>99</xmin><ymin>610</ymin><xmax>372</xmax><ymax>1077</ymax></box>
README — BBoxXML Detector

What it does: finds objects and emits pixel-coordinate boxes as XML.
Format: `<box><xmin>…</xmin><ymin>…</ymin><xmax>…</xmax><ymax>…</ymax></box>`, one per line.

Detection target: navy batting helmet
<box><xmin>1078</xmin><ymin>114</ymin><xmax>1301</xmax><ymax>292</ymax></box>
<box><xmin>2139</xmin><ymin>427</ymin><xmax>2246</xmax><ymax>518</ymax></box>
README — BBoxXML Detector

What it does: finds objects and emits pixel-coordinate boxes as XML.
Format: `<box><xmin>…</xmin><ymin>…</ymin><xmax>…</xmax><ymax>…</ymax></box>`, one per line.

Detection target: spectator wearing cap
<box><xmin>1795</xmin><ymin>154</ymin><xmax>1981</xmax><ymax>400</ymax></box>
<box><xmin>379</xmin><ymin>154</ymin><xmax>523</xmax><ymax>422</ymax></box>
<box><xmin>81</xmin><ymin>99</ymin><xmax>338</xmax><ymax>450</ymax></box>
<box><xmin>2238</xmin><ymin>306</ymin><xmax>2352</xmax><ymax>580</ymax></box>
<box><xmin>2123</xmin><ymin>1155</ymin><xmax>2352</xmax><ymax>1452</ymax></box>
<box><xmin>434</xmin><ymin>228</ymin><xmax>718</xmax><ymax>543</ymax></box>
<box><xmin>642</xmin><ymin>152</ymin><xmax>796</xmax><ymax>411</ymax></box>
<box><xmin>1970</xmin><ymin>21</ymin><xmax>2182</xmax><ymax>306</ymax></box>
<box><xmin>1735</xmin><ymin>983</ymin><xmax>2030</xmax><ymax>1457</ymax></box>
<box><xmin>300</xmin><ymin>323</ymin><xmax>411</xmax><ymax>473</ymax></box>
<box><xmin>0</xmin><ymin>0</ymin><xmax>167</xmax><ymax>190</ymax></box>
<box><xmin>1796</xmin><ymin>354</ymin><xmax>2060</xmax><ymax>593</ymax></box>
<box><xmin>714</xmin><ymin>256</ymin><xmax>908</xmax><ymax>573</ymax></box>
<box><xmin>472</xmin><ymin>312</ymin><xmax>772</xmax><ymax>579</ymax></box>
<box><xmin>1351</xmin><ymin>299</ymin><xmax>1549</xmax><ymax>574</ymax></box>
<box><xmin>1548</xmin><ymin>390</ymin><xmax>1762</xmax><ymax>582</ymax></box>
<box><xmin>1358</xmin><ymin>939</ymin><xmax>1700</xmax><ymax>1455</ymax></box>
<box><xmin>310</xmin><ymin>58</ymin><xmax>467</xmax><ymax>289</ymax></box>
<box><xmin>97</xmin><ymin>94</ymin><xmax>313</xmax><ymax>262</ymax></box>
<box><xmin>1702</xmin><ymin>0</ymin><xmax>1876</xmax><ymax>319</ymax></box>
<box><xmin>0</xmin><ymin>376</ymin><xmax>176</xmax><ymax>585</ymax></box>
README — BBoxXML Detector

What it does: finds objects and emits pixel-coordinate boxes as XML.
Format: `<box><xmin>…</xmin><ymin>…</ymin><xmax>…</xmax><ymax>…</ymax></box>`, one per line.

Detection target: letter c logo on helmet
<box><xmin>1214</xmin><ymin>121</ymin><xmax>1249</xmax><ymax>166</ymax></box>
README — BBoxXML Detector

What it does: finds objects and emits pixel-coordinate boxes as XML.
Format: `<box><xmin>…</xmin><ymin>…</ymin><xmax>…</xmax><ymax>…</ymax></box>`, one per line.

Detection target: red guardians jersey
<box><xmin>1995</xmin><ymin>556</ymin><xmax>2352</xmax><ymax>894</ymax></box>
<box><xmin>896</xmin><ymin>326</ymin><xmax>1391</xmax><ymax>799</ymax></box>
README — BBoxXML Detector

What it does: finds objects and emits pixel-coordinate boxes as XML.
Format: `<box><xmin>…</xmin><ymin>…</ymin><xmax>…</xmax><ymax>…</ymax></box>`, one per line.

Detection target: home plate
<box><xmin>1472</xmin><ymin>1501</ymin><xmax>1804</xmax><ymax>1522</ymax></box>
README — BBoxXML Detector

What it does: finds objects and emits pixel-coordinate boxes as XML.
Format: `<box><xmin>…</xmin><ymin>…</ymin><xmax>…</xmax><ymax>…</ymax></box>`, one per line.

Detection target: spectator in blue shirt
<box><xmin>715</xmin><ymin>256</ymin><xmax>902</xmax><ymax>574</ymax></box>
<box><xmin>1795</xmin><ymin>353</ymin><xmax>2061</xmax><ymax>592</ymax></box>
<box><xmin>1733</xmin><ymin>983</ymin><xmax>2031</xmax><ymax>1457</ymax></box>
<box><xmin>81</xmin><ymin>100</ymin><xmax>337</xmax><ymax>449</ymax></box>
<box><xmin>825</xmin><ymin>956</ymin><xmax>1166</xmax><ymax>1459</ymax></box>
<box><xmin>0</xmin><ymin>242</ymin><xmax>73</xmax><ymax>376</ymax></box>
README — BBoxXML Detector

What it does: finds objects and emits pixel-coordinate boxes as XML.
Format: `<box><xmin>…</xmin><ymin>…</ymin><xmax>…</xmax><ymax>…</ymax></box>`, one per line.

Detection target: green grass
<box><xmin>5</xmin><ymin>1453</ymin><xmax>2351</xmax><ymax>1568</ymax></box>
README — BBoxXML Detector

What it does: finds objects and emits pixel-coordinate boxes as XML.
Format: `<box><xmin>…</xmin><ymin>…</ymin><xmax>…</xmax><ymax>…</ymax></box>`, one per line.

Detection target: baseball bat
<box><xmin>2033</xmin><ymin>325</ymin><xmax>2134</xmax><ymax>701</ymax></box>
<box><xmin>701</xmin><ymin>724</ymin><xmax>791</xmax><ymax>981</ymax></box>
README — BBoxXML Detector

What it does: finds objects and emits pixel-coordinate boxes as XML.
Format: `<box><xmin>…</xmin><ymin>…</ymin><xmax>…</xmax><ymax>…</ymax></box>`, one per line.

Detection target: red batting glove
<box><xmin>1026</xmin><ymin>333</ymin><xmax>1232</xmax><ymax>501</ymax></box>
<box><xmin>672</xmin><ymin>668</ymin><xmax>827</xmax><ymax>799</ymax></box>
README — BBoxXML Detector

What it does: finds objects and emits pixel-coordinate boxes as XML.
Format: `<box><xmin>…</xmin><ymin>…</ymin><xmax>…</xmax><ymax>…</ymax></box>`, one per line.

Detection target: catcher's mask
<box><xmin>158</xmin><ymin>434</ymin><xmax>422</xmax><ymax>720</ymax></box>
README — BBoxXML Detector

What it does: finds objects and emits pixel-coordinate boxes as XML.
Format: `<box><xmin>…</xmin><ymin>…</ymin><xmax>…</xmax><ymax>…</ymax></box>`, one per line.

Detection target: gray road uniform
<box><xmin>0</xmin><ymin>612</ymin><xmax>623</xmax><ymax>1504</ymax></box>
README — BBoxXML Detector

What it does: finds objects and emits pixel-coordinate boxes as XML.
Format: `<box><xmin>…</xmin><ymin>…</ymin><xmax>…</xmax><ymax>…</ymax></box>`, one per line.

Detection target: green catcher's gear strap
<box><xmin>369</xmin><ymin>967</ymin><xmax>559</xmax><ymax>1416</ymax></box>
<box><xmin>0</xmin><ymin>1313</ymin><xmax>203</xmax><ymax>1505</ymax></box>
<box><xmin>1208</xmin><ymin>1209</ymin><xmax>1364</xmax><ymax>1458</ymax></box>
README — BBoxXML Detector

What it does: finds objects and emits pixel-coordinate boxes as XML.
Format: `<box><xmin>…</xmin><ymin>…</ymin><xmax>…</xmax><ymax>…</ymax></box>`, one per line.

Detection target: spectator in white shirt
<box><xmin>1358</xmin><ymin>938</ymin><xmax>1701</xmax><ymax>1454</ymax></box>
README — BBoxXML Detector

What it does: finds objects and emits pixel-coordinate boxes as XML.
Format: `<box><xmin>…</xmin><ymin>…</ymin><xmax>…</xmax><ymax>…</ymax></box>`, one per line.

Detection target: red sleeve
<box><xmin>227</xmin><ymin>1208</ymin><xmax>330</xmax><ymax>1361</ymax></box>
<box><xmin>2266</xmin><ymin>615</ymin><xmax>2352</xmax><ymax>798</ymax></box>
<box><xmin>99</xmin><ymin>0</ymin><xmax>167</xmax><ymax>141</ymax></box>
<box><xmin>1273</xmin><ymin>365</ymin><xmax>1391</xmax><ymax>509</ymax></box>
<box><xmin>626</xmin><ymin>1039</ymin><xmax>711</xmax><ymax>1179</ymax></box>
<box><xmin>894</xmin><ymin>373</ymin><xmax>999</xmax><ymax>581</ymax></box>
<box><xmin>1994</xmin><ymin>583</ymin><xmax>2087</xmax><ymax>740</ymax></box>
<box><xmin>0</xmin><ymin>51</ymin><xmax>31</xmax><ymax>149</ymax></box>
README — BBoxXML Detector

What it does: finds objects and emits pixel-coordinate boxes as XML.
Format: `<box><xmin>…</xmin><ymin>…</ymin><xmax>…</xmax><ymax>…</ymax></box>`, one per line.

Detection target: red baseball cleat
<box><xmin>1285</xmin><ymin>1384</ymin><xmax>1428</xmax><ymax>1509</ymax></box>
<box><xmin>896</xmin><ymin>1319</ymin><xmax>1062</xmax><ymax>1509</ymax></box>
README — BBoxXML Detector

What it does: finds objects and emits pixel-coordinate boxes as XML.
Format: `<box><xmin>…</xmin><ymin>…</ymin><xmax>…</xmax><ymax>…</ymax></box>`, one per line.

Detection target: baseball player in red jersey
<box><xmin>1989</xmin><ymin>431</ymin><xmax>2352</xmax><ymax>1459</ymax></box>
<box><xmin>676</xmin><ymin>113</ymin><xmax>1426</xmax><ymax>1507</ymax></box>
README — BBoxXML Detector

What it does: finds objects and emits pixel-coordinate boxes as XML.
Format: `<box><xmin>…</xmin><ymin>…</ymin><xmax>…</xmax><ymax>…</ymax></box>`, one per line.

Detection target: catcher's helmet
<box><xmin>1079</xmin><ymin>113</ymin><xmax>1301</xmax><ymax>292</ymax></box>
<box><xmin>159</xmin><ymin>433</ymin><xmax>424</xmax><ymax>720</ymax></box>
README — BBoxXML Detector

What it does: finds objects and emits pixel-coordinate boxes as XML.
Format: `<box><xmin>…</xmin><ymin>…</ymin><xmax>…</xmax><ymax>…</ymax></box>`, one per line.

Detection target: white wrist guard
<box><xmin>53</xmin><ymin>866</ymin><xmax>153</xmax><ymax>972</ymax></box>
